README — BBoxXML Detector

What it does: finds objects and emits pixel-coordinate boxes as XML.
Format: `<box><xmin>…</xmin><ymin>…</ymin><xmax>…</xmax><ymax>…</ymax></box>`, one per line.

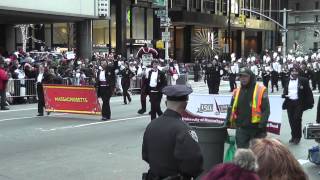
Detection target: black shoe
<box><xmin>289</xmin><ymin>138</ymin><xmax>294</xmax><ymax>143</ymax></box>
<box><xmin>148</xmin><ymin>111</ymin><xmax>151</xmax><ymax>115</ymax></box>
<box><xmin>47</xmin><ymin>112</ymin><xmax>51</xmax><ymax>115</ymax></box>
<box><xmin>293</xmin><ymin>138</ymin><xmax>301</xmax><ymax>145</ymax></box>
<box><xmin>101</xmin><ymin>117</ymin><xmax>109</xmax><ymax>121</ymax></box>
<box><xmin>37</xmin><ymin>114</ymin><xmax>44</xmax><ymax>116</ymax></box>
<box><xmin>123</xmin><ymin>102</ymin><xmax>127</xmax><ymax>105</ymax></box>
<box><xmin>1</xmin><ymin>107</ymin><xmax>9</xmax><ymax>110</ymax></box>
<box><xmin>138</xmin><ymin>109</ymin><xmax>146</xmax><ymax>114</ymax></box>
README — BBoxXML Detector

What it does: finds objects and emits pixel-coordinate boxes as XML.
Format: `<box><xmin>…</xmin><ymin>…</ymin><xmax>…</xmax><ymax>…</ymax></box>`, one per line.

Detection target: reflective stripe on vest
<box><xmin>229</xmin><ymin>84</ymin><xmax>266</xmax><ymax>125</ymax></box>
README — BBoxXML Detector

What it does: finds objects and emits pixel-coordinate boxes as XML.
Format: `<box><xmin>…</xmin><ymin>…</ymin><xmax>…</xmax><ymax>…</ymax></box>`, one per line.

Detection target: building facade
<box><xmin>287</xmin><ymin>0</ymin><xmax>320</xmax><ymax>53</ymax></box>
<box><xmin>167</xmin><ymin>0</ymin><xmax>288</xmax><ymax>62</ymax></box>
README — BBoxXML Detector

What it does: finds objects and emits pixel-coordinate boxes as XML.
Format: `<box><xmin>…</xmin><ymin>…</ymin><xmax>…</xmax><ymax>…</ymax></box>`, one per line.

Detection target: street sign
<box><xmin>155</xmin><ymin>10</ymin><xmax>167</xmax><ymax>18</ymax></box>
<box><xmin>162</xmin><ymin>32</ymin><xmax>170</xmax><ymax>42</ymax></box>
<box><xmin>160</xmin><ymin>17</ymin><xmax>171</xmax><ymax>27</ymax></box>
<box><xmin>153</xmin><ymin>0</ymin><xmax>165</xmax><ymax>7</ymax></box>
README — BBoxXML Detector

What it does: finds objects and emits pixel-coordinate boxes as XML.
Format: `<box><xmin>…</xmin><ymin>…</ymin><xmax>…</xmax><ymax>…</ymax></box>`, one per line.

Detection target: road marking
<box><xmin>39</xmin><ymin>115</ymin><xmax>149</xmax><ymax>132</ymax></box>
<box><xmin>0</xmin><ymin>108</ymin><xmax>37</xmax><ymax>113</ymax></box>
<box><xmin>0</xmin><ymin>113</ymin><xmax>66</xmax><ymax>123</ymax></box>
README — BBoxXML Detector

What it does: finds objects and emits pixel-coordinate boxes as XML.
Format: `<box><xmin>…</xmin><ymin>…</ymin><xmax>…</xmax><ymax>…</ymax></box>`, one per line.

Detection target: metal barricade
<box><xmin>167</xmin><ymin>73</ymin><xmax>189</xmax><ymax>85</ymax></box>
<box><xmin>6</xmin><ymin>79</ymin><xmax>37</xmax><ymax>98</ymax></box>
<box><xmin>129</xmin><ymin>77</ymin><xmax>142</xmax><ymax>94</ymax></box>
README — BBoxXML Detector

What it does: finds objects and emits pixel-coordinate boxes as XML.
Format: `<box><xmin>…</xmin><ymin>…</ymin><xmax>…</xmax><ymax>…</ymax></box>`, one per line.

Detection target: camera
<box><xmin>303</xmin><ymin>123</ymin><xmax>320</xmax><ymax>139</ymax></box>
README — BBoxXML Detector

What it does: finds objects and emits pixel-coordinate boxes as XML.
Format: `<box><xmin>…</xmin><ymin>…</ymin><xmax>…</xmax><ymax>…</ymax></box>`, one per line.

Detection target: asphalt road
<box><xmin>0</xmin><ymin>81</ymin><xmax>319</xmax><ymax>180</ymax></box>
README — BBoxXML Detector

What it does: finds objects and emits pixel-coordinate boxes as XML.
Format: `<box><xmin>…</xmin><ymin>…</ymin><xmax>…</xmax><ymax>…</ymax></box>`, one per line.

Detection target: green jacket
<box><xmin>226</xmin><ymin>71</ymin><xmax>270</xmax><ymax>129</ymax></box>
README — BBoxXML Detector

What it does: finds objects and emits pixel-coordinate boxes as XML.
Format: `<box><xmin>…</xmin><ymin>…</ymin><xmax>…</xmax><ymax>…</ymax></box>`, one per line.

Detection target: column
<box><xmin>5</xmin><ymin>25</ymin><xmax>15</xmax><ymax>52</ymax></box>
<box><xmin>184</xmin><ymin>25</ymin><xmax>192</xmax><ymax>63</ymax></box>
<box><xmin>116</xmin><ymin>0</ymin><xmax>127</xmax><ymax>57</ymax></box>
<box><xmin>257</xmin><ymin>31</ymin><xmax>262</xmax><ymax>54</ymax></box>
<box><xmin>236</xmin><ymin>30</ymin><xmax>242</xmax><ymax>58</ymax></box>
<box><xmin>241</xmin><ymin>30</ymin><xmax>245</xmax><ymax>57</ymax></box>
<box><xmin>76</xmin><ymin>20</ymin><xmax>93</xmax><ymax>59</ymax></box>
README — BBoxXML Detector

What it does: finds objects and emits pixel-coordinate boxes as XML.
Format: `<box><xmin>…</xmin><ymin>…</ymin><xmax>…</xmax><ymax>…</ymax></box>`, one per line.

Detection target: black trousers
<box><xmin>37</xmin><ymin>83</ymin><xmax>45</xmax><ymax>115</ymax></box>
<box><xmin>281</xmin><ymin>77</ymin><xmax>289</xmax><ymax>89</ymax></box>
<box><xmin>271</xmin><ymin>73</ymin><xmax>279</xmax><ymax>92</ymax></box>
<box><xmin>262</xmin><ymin>77</ymin><xmax>270</xmax><ymax>89</ymax></box>
<box><xmin>149</xmin><ymin>91</ymin><xmax>163</xmax><ymax>120</ymax></box>
<box><xmin>121</xmin><ymin>82</ymin><xmax>131</xmax><ymax>104</ymax></box>
<box><xmin>194</xmin><ymin>71</ymin><xmax>200</xmax><ymax>82</ymax></box>
<box><xmin>207</xmin><ymin>80</ymin><xmax>220</xmax><ymax>94</ymax></box>
<box><xmin>0</xmin><ymin>90</ymin><xmax>6</xmax><ymax>109</ymax></box>
<box><xmin>229</xmin><ymin>73</ymin><xmax>237</xmax><ymax>92</ymax></box>
<box><xmin>287</xmin><ymin>99</ymin><xmax>304</xmax><ymax>139</ymax></box>
<box><xmin>99</xmin><ymin>86</ymin><xmax>112</xmax><ymax>119</ymax></box>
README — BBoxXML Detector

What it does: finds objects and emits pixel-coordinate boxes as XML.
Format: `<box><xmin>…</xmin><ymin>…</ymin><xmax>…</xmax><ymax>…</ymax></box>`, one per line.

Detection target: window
<box><xmin>316</xmin><ymin>1</ymin><xmax>319</xmax><ymax>9</ymax></box>
<box><xmin>314</xmin><ymin>42</ymin><xmax>318</xmax><ymax>50</ymax></box>
<box><xmin>295</xmin><ymin>16</ymin><xmax>300</xmax><ymax>23</ymax></box>
<box><xmin>296</xmin><ymin>3</ymin><xmax>300</xmax><ymax>10</ymax></box>
<box><xmin>294</xmin><ymin>31</ymin><xmax>300</xmax><ymax>40</ymax></box>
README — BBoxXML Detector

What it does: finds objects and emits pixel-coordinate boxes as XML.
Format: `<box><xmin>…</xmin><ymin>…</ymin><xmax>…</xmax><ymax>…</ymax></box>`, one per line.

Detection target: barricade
<box><xmin>129</xmin><ymin>77</ymin><xmax>142</xmax><ymax>94</ymax></box>
<box><xmin>6</xmin><ymin>79</ymin><xmax>37</xmax><ymax>98</ymax></box>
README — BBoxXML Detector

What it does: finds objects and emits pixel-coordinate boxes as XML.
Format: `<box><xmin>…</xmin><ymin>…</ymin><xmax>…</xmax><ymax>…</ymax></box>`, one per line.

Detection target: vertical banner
<box><xmin>182</xmin><ymin>94</ymin><xmax>283</xmax><ymax>135</ymax></box>
<box><xmin>43</xmin><ymin>85</ymin><xmax>101</xmax><ymax>115</ymax></box>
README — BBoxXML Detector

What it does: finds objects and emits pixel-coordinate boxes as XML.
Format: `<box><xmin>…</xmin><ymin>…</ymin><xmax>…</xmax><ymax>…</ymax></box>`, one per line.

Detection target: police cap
<box><xmin>162</xmin><ymin>85</ymin><xmax>193</xmax><ymax>101</ymax></box>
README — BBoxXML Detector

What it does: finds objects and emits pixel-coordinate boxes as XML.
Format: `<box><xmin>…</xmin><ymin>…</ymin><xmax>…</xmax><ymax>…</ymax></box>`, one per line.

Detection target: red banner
<box><xmin>43</xmin><ymin>84</ymin><xmax>101</xmax><ymax>115</ymax></box>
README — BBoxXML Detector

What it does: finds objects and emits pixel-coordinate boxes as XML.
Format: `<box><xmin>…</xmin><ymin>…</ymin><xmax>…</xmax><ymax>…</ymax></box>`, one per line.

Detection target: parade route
<box><xmin>0</xmin><ymin>81</ymin><xmax>319</xmax><ymax>179</ymax></box>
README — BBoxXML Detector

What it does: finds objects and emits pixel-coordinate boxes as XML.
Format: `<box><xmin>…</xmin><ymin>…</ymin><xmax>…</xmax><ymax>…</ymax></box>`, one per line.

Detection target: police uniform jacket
<box><xmin>142</xmin><ymin>109</ymin><xmax>203</xmax><ymax>178</ymax></box>
<box><xmin>282</xmin><ymin>77</ymin><xmax>314</xmax><ymax>111</ymax></box>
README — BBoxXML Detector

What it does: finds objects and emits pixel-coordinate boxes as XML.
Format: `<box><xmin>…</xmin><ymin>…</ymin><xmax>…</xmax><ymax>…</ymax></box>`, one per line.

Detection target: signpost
<box><xmin>153</xmin><ymin>0</ymin><xmax>170</xmax><ymax>61</ymax></box>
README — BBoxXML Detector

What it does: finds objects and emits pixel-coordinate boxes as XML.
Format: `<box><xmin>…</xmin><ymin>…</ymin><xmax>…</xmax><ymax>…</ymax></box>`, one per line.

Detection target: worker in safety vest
<box><xmin>226</xmin><ymin>68</ymin><xmax>270</xmax><ymax>148</ymax></box>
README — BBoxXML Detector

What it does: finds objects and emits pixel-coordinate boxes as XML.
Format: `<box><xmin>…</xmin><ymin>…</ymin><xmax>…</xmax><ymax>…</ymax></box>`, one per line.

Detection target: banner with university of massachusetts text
<box><xmin>43</xmin><ymin>85</ymin><xmax>101</xmax><ymax>115</ymax></box>
<box><xmin>182</xmin><ymin>94</ymin><xmax>283</xmax><ymax>135</ymax></box>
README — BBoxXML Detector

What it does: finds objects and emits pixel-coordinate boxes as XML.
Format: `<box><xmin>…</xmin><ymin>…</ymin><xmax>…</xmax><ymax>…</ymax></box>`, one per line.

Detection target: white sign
<box><xmin>98</xmin><ymin>0</ymin><xmax>110</xmax><ymax>18</ymax></box>
<box><xmin>162</xmin><ymin>32</ymin><xmax>170</xmax><ymax>42</ymax></box>
<box><xmin>182</xmin><ymin>94</ymin><xmax>283</xmax><ymax>135</ymax></box>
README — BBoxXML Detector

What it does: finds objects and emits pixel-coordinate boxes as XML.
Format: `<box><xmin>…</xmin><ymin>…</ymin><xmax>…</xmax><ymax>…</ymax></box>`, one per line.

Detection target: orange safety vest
<box><xmin>229</xmin><ymin>84</ymin><xmax>266</xmax><ymax>127</ymax></box>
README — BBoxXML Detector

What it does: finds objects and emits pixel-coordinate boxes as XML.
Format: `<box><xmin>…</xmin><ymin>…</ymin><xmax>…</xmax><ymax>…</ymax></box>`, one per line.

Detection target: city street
<box><xmin>0</xmin><ymin>81</ymin><xmax>319</xmax><ymax>180</ymax></box>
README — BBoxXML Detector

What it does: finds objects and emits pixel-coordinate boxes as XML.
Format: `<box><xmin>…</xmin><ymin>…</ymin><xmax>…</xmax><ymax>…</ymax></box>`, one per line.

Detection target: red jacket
<box><xmin>0</xmin><ymin>67</ymin><xmax>9</xmax><ymax>91</ymax></box>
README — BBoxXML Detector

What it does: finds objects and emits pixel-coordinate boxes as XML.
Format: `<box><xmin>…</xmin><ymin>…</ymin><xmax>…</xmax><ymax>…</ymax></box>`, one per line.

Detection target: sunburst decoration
<box><xmin>192</xmin><ymin>29</ymin><xmax>221</xmax><ymax>59</ymax></box>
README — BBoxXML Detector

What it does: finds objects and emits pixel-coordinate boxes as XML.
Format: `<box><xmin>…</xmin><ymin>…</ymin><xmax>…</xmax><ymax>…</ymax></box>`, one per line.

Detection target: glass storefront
<box><xmin>92</xmin><ymin>5</ymin><xmax>116</xmax><ymax>52</ymax></box>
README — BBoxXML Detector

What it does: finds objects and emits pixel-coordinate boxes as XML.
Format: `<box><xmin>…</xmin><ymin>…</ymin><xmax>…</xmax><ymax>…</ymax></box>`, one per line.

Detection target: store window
<box><xmin>92</xmin><ymin>5</ymin><xmax>116</xmax><ymax>50</ymax></box>
<box><xmin>132</xmin><ymin>7</ymin><xmax>145</xmax><ymax>39</ymax></box>
<box><xmin>93</xmin><ymin>20</ymin><xmax>110</xmax><ymax>45</ymax></box>
<box><xmin>147</xmin><ymin>9</ymin><xmax>154</xmax><ymax>40</ymax></box>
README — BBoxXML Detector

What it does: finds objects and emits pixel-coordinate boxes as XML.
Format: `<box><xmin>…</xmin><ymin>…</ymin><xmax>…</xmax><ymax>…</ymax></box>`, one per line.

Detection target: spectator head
<box><xmin>233</xmin><ymin>149</ymin><xmax>258</xmax><ymax>172</ymax></box>
<box><xmin>202</xmin><ymin>149</ymin><xmax>260</xmax><ymax>180</ymax></box>
<box><xmin>250</xmin><ymin>138</ymin><xmax>307</xmax><ymax>180</ymax></box>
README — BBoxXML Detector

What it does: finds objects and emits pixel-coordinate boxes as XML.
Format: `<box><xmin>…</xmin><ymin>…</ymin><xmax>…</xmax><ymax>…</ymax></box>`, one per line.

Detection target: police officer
<box><xmin>204</xmin><ymin>59</ymin><xmax>223</xmax><ymax>94</ymax></box>
<box><xmin>96</xmin><ymin>61</ymin><xmax>116</xmax><ymax>121</ymax></box>
<box><xmin>142</xmin><ymin>85</ymin><xmax>203</xmax><ymax>180</ymax></box>
<box><xmin>226</xmin><ymin>68</ymin><xmax>270</xmax><ymax>148</ymax></box>
<box><xmin>193</xmin><ymin>60</ymin><xmax>201</xmax><ymax>82</ymax></box>
<box><xmin>146</xmin><ymin>60</ymin><xmax>167</xmax><ymax>120</ymax></box>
